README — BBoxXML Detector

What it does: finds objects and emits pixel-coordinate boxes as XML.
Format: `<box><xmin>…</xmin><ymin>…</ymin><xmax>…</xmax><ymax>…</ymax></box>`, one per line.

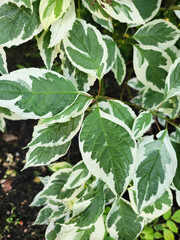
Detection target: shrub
<box><xmin>0</xmin><ymin>0</ymin><xmax>180</xmax><ymax>239</ymax></box>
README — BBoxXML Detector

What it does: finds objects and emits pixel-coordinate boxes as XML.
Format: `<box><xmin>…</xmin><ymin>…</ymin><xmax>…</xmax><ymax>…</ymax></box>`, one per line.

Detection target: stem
<box><xmin>160</xmin><ymin>6</ymin><xmax>180</xmax><ymax>11</ymax></box>
<box><xmin>153</xmin><ymin>115</ymin><xmax>161</xmax><ymax>132</ymax></box>
<box><xmin>98</xmin><ymin>79</ymin><xmax>102</xmax><ymax>96</ymax></box>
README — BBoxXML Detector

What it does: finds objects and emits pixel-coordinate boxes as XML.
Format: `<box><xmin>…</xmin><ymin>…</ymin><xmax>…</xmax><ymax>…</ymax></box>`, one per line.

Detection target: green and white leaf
<box><xmin>45</xmin><ymin>218</ymin><xmax>64</xmax><ymax>240</ymax></box>
<box><xmin>174</xmin><ymin>8</ymin><xmax>180</xmax><ymax>19</ymax></box>
<box><xmin>60</xmin><ymin>45</ymin><xmax>97</xmax><ymax>92</ymax></box>
<box><xmin>129</xmin><ymin>187</ymin><xmax>173</xmax><ymax>219</ymax></box>
<box><xmin>106</xmin><ymin>198</ymin><xmax>144</xmax><ymax>240</ymax></box>
<box><xmin>170</xmin><ymin>128</ymin><xmax>180</xmax><ymax>191</ymax></box>
<box><xmin>63</xmin><ymin>19</ymin><xmax>108</xmax><ymax>79</ymax></box>
<box><xmin>176</xmin><ymin>190</ymin><xmax>180</xmax><ymax>207</ymax></box>
<box><xmin>132</xmin><ymin>111</ymin><xmax>153</xmax><ymax>138</ymax></box>
<box><xmin>98</xmin><ymin>99</ymin><xmax>136</xmax><ymax>129</ymax></box>
<box><xmin>133</xmin><ymin>20</ymin><xmax>180</xmax><ymax>50</ymax></box>
<box><xmin>133</xmin><ymin>45</ymin><xmax>172</xmax><ymax>92</ymax></box>
<box><xmin>24</xmin><ymin>141</ymin><xmax>71</xmax><ymax>168</ymax></box>
<box><xmin>49</xmin><ymin>0</ymin><xmax>76</xmax><ymax>48</ymax></box>
<box><xmin>63</xmin><ymin>161</ymin><xmax>91</xmax><ymax>190</ymax></box>
<box><xmin>0</xmin><ymin>46</ymin><xmax>8</xmax><ymax>75</ymax></box>
<box><xmin>41</xmin><ymin>94</ymin><xmax>92</xmax><ymax>124</ymax></box>
<box><xmin>34</xmin><ymin>205</ymin><xmax>53</xmax><ymax>225</ymax></box>
<box><xmin>112</xmin><ymin>45</ymin><xmax>126</xmax><ymax>86</ymax></box>
<box><xmin>57</xmin><ymin>215</ymin><xmax>105</xmax><ymax>240</ymax></box>
<box><xmin>39</xmin><ymin>0</ymin><xmax>71</xmax><ymax>30</ymax></box>
<box><xmin>30</xmin><ymin>189</ymin><xmax>47</xmax><ymax>207</ymax></box>
<box><xmin>38</xmin><ymin>169</ymin><xmax>71</xmax><ymax>200</ymax></box>
<box><xmin>36</xmin><ymin>29</ymin><xmax>60</xmax><ymax>69</ymax></box>
<box><xmin>132</xmin><ymin>0</ymin><xmax>162</xmax><ymax>23</ymax></box>
<box><xmin>0</xmin><ymin>68</ymin><xmax>80</xmax><ymax>119</ymax></box>
<box><xmin>128</xmin><ymin>77</ymin><xmax>145</xmax><ymax>91</ymax></box>
<box><xmin>159</xmin><ymin>95</ymin><xmax>180</xmax><ymax>119</ymax></box>
<box><xmin>97</xmin><ymin>0</ymin><xmax>144</xmax><ymax>25</ymax></box>
<box><xmin>142</xmin><ymin>87</ymin><xmax>163</xmax><ymax>109</ymax></box>
<box><xmin>164</xmin><ymin>57</ymin><xmax>180</xmax><ymax>100</ymax></box>
<box><xmin>67</xmin><ymin>184</ymin><xmax>105</xmax><ymax>229</ymax></box>
<box><xmin>165</xmin><ymin>46</ymin><xmax>180</xmax><ymax>63</ymax></box>
<box><xmin>0</xmin><ymin>1</ymin><xmax>42</xmax><ymax>47</ymax></box>
<box><xmin>27</xmin><ymin>114</ymin><xmax>84</xmax><ymax>148</ymax></box>
<box><xmin>103</xmin><ymin>35</ymin><xmax>116</xmax><ymax>74</ymax></box>
<box><xmin>7</xmin><ymin>0</ymin><xmax>34</xmax><ymax>10</ymax></box>
<box><xmin>82</xmin><ymin>0</ymin><xmax>113</xmax><ymax>32</ymax></box>
<box><xmin>0</xmin><ymin>116</ymin><xmax>6</xmax><ymax>132</ymax></box>
<box><xmin>79</xmin><ymin>107</ymin><xmax>136</xmax><ymax>195</ymax></box>
<box><xmin>133</xmin><ymin>130</ymin><xmax>177</xmax><ymax>212</ymax></box>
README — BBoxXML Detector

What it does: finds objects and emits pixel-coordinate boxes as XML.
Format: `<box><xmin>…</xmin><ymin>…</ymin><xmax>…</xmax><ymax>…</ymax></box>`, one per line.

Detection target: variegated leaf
<box><xmin>98</xmin><ymin>100</ymin><xmax>136</xmax><ymax>129</ymax></box>
<box><xmin>27</xmin><ymin>114</ymin><xmax>84</xmax><ymax>148</ymax></box>
<box><xmin>24</xmin><ymin>141</ymin><xmax>71</xmax><ymax>168</ymax></box>
<box><xmin>0</xmin><ymin>116</ymin><xmax>6</xmax><ymax>132</ymax></box>
<box><xmin>132</xmin><ymin>111</ymin><xmax>153</xmax><ymax>138</ymax></box>
<box><xmin>97</xmin><ymin>0</ymin><xmax>144</xmax><ymax>25</ymax></box>
<box><xmin>63</xmin><ymin>161</ymin><xmax>91</xmax><ymax>190</ymax></box>
<box><xmin>34</xmin><ymin>205</ymin><xmax>53</xmax><ymax>225</ymax></box>
<box><xmin>36</xmin><ymin>29</ymin><xmax>60</xmax><ymax>69</ymax></box>
<box><xmin>103</xmin><ymin>35</ymin><xmax>116</xmax><ymax>75</ymax></box>
<box><xmin>133</xmin><ymin>130</ymin><xmax>177</xmax><ymax>212</ymax></box>
<box><xmin>48</xmin><ymin>203</ymin><xmax>67</xmax><ymax>222</ymax></box>
<box><xmin>106</xmin><ymin>198</ymin><xmax>144</xmax><ymax>240</ymax></box>
<box><xmin>133</xmin><ymin>45</ymin><xmax>172</xmax><ymax>93</ymax></box>
<box><xmin>79</xmin><ymin>107</ymin><xmax>136</xmax><ymax>195</ymax></box>
<box><xmin>142</xmin><ymin>87</ymin><xmax>163</xmax><ymax>109</ymax></box>
<box><xmin>129</xmin><ymin>187</ymin><xmax>173</xmax><ymax>219</ymax></box>
<box><xmin>39</xmin><ymin>0</ymin><xmax>71</xmax><ymax>30</ymax></box>
<box><xmin>174</xmin><ymin>8</ymin><xmax>180</xmax><ymax>19</ymax></box>
<box><xmin>0</xmin><ymin>68</ymin><xmax>80</xmax><ymax>119</ymax></box>
<box><xmin>132</xmin><ymin>0</ymin><xmax>162</xmax><ymax>23</ymax></box>
<box><xmin>41</xmin><ymin>94</ymin><xmax>93</xmax><ymax>124</ymax></box>
<box><xmin>7</xmin><ymin>0</ymin><xmax>35</xmax><ymax>9</ymax></box>
<box><xmin>159</xmin><ymin>95</ymin><xmax>180</xmax><ymax>119</ymax></box>
<box><xmin>57</xmin><ymin>215</ymin><xmax>105</xmax><ymax>240</ymax></box>
<box><xmin>170</xmin><ymin>128</ymin><xmax>180</xmax><ymax>191</ymax></box>
<box><xmin>0</xmin><ymin>46</ymin><xmax>8</xmax><ymax>75</ymax></box>
<box><xmin>133</xmin><ymin>19</ymin><xmax>180</xmax><ymax>50</ymax></box>
<box><xmin>67</xmin><ymin>183</ymin><xmax>105</xmax><ymax>229</ymax></box>
<box><xmin>82</xmin><ymin>0</ymin><xmax>113</xmax><ymax>32</ymax></box>
<box><xmin>112</xmin><ymin>45</ymin><xmax>126</xmax><ymax>86</ymax></box>
<box><xmin>63</xmin><ymin>19</ymin><xmax>108</xmax><ymax>79</ymax></box>
<box><xmin>128</xmin><ymin>77</ymin><xmax>145</xmax><ymax>91</ymax></box>
<box><xmin>38</xmin><ymin>169</ymin><xmax>71</xmax><ymax>200</ymax></box>
<box><xmin>176</xmin><ymin>190</ymin><xmax>180</xmax><ymax>207</ymax></box>
<box><xmin>45</xmin><ymin>219</ymin><xmax>64</xmax><ymax>240</ymax></box>
<box><xmin>165</xmin><ymin>46</ymin><xmax>180</xmax><ymax>63</ymax></box>
<box><xmin>164</xmin><ymin>57</ymin><xmax>180</xmax><ymax>100</ymax></box>
<box><xmin>0</xmin><ymin>0</ymin><xmax>42</xmax><ymax>47</ymax></box>
<box><xmin>60</xmin><ymin>43</ymin><xmax>97</xmax><ymax>92</ymax></box>
<box><xmin>49</xmin><ymin>0</ymin><xmax>75</xmax><ymax>48</ymax></box>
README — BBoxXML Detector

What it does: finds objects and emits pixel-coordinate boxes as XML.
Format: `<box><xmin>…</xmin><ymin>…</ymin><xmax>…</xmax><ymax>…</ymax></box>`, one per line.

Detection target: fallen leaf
<box><xmin>33</xmin><ymin>176</ymin><xmax>41</xmax><ymax>183</ymax></box>
<box><xmin>1</xmin><ymin>178</ymin><xmax>12</xmax><ymax>193</ymax></box>
<box><xmin>3</xmin><ymin>134</ymin><xmax>18</xmax><ymax>142</ymax></box>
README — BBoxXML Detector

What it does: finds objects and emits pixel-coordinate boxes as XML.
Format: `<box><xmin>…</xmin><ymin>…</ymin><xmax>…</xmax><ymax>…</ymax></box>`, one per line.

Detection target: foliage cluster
<box><xmin>0</xmin><ymin>0</ymin><xmax>180</xmax><ymax>239</ymax></box>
